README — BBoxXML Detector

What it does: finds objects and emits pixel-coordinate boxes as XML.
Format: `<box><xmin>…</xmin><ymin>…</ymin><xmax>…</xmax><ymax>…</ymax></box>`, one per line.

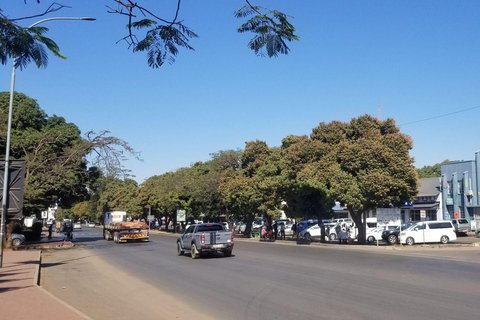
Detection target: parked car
<box><xmin>451</xmin><ymin>218</ymin><xmax>470</xmax><ymax>235</ymax></box>
<box><xmin>299</xmin><ymin>224</ymin><xmax>322</xmax><ymax>240</ymax></box>
<box><xmin>11</xmin><ymin>233</ymin><xmax>26</xmax><ymax>247</ymax></box>
<box><xmin>234</xmin><ymin>222</ymin><xmax>246</xmax><ymax>234</ymax></box>
<box><xmin>477</xmin><ymin>228</ymin><xmax>480</xmax><ymax>238</ymax></box>
<box><xmin>366</xmin><ymin>226</ymin><xmax>387</xmax><ymax>243</ymax></box>
<box><xmin>296</xmin><ymin>220</ymin><xmax>318</xmax><ymax>234</ymax></box>
<box><xmin>381</xmin><ymin>223</ymin><xmax>414</xmax><ymax>245</ymax></box>
<box><xmin>399</xmin><ymin>221</ymin><xmax>457</xmax><ymax>245</ymax></box>
<box><xmin>73</xmin><ymin>222</ymin><xmax>82</xmax><ymax>229</ymax></box>
<box><xmin>88</xmin><ymin>222</ymin><xmax>95</xmax><ymax>228</ymax></box>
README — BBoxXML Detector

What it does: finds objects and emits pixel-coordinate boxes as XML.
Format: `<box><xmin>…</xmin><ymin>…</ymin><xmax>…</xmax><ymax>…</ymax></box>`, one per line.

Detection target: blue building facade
<box><xmin>441</xmin><ymin>151</ymin><xmax>480</xmax><ymax>230</ymax></box>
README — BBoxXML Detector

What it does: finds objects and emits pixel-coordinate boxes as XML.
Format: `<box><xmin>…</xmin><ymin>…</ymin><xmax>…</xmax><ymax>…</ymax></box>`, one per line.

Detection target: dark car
<box><xmin>381</xmin><ymin>223</ymin><xmax>414</xmax><ymax>245</ymax></box>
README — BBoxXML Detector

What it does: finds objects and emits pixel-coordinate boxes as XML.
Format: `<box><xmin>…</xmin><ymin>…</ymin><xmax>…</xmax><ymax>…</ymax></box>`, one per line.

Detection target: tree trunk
<box><xmin>244</xmin><ymin>214</ymin><xmax>254</xmax><ymax>237</ymax></box>
<box><xmin>349</xmin><ymin>208</ymin><xmax>366</xmax><ymax>245</ymax></box>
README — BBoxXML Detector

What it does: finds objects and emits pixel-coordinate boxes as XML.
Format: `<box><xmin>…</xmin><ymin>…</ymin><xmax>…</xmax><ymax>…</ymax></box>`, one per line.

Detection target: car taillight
<box><xmin>201</xmin><ymin>234</ymin><xmax>205</xmax><ymax>244</ymax></box>
<box><xmin>231</xmin><ymin>233</ymin><xmax>234</xmax><ymax>242</ymax></box>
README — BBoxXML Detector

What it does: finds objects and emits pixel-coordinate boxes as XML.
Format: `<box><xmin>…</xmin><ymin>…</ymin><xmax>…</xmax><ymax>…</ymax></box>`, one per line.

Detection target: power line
<box><xmin>399</xmin><ymin>105</ymin><xmax>480</xmax><ymax>126</ymax></box>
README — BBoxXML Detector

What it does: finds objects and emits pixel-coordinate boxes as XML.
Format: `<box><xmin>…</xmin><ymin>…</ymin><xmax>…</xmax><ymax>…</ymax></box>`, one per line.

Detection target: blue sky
<box><xmin>2</xmin><ymin>1</ymin><xmax>480</xmax><ymax>183</ymax></box>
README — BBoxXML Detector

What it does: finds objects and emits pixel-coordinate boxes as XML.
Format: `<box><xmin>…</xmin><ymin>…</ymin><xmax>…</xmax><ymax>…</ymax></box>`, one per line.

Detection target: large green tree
<box><xmin>0</xmin><ymin>91</ymin><xmax>141</xmax><ymax>215</ymax></box>
<box><xmin>310</xmin><ymin>115</ymin><xmax>418</xmax><ymax>244</ymax></box>
<box><xmin>220</xmin><ymin>140</ymin><xmax>284</xmax><ymax>234</ymax></box>
<box><xmin>280</xmin><ymin>134</ymin><xmax>334</xmax><ymax>224</ymax></box>
<box><xmin>0</xmin><ymin>92</ymin><xmax>89</xmax><ymax>213</ymax></box>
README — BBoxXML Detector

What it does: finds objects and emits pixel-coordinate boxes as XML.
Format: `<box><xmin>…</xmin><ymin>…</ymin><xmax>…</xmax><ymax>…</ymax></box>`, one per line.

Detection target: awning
<box><xmin>408</xmin><ymin>203</ymin><xmax>439</xmax><ymax>209</ymax></box>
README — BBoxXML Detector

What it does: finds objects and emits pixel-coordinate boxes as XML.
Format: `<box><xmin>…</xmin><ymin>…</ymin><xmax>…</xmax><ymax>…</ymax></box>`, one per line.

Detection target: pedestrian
<box><xmin>48</xmin><ymin>223</ymin><xmax>53</xmax><ymax>240</ymax></box>
<box><xmin>292</xmin><ymin>223</ymin><xmax>297</xmax><ymax>239</ymax></box>
<box><xmin>261</xmin><ymin>226</ymin><xmax>267</xmax><ymax>240</ymax></box>
<box><xmin>273</xmin><ymin>223</ymin><xmax>278</xmax><ymax>240</ymax></box>
<box><xmin>280</xmin><ymin>223</ymin><xmax>285</xmax><ymax>240</ymax></box>
<box><xmin>341</xmin><ymin>228</ymin><xmax>348</xmax><ymax>244</ymax></box>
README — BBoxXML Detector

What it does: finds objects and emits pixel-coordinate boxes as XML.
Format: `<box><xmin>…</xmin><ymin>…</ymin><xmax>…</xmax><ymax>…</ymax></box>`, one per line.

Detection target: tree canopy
<box><xmin>1</xmin><ymin>1</ymin><xmax>299</xmax><ymax>69</ymax></box>
<box><xmin>0</xmin><ymin>91</ymin><xmax>141</xmax><ymax>216</ymax></box>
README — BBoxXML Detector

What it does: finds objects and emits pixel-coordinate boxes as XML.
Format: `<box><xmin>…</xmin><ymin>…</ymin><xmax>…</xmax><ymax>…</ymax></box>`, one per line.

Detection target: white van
<box><xmin>399</xmin><ymin>221</ymin><xmax>457</xmax><ymax>245</ymax></box>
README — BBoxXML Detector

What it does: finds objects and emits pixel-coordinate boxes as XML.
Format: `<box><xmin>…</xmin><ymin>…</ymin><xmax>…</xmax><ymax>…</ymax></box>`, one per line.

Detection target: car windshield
<box><xmin>405</xmin><ymin>223</ymin><xmax>422</xmax><ymax>231</ymax></box>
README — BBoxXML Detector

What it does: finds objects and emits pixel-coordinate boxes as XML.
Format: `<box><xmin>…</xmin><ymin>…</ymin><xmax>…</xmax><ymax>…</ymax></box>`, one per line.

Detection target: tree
<box><xmin>0</xmin><ymin>92</ymin><xmax>141</xmax><ymax>215</ymax></box>
<box><xmin>416</xmin><ymin>160</ymin><xmax>450</xmax><ymax>178</ymax></box>
<box><xmin>0</xmin><ymin>7</ymin><xmax>66</xmax><ymax>69</ymax></box>
<box><xmin>310</xmin><ymin>115</ymin><xmax>418</xmax><ymax>244</ymax></box>
<box><xmin>3</xmin><ymin>1</ymin><xmax>299</xmax><ymax>69</ymax></box>
<box><xmin>0</xmin><ymin>92</ymin><xmax>89</xmax><ymax>213</ymax></box>
<box><xmin>280</xmin><ymin>134</ymin><xmax>334</xmax><ymax>223</ymax></box>
<box><xmin>220</xmin><ymin>140</ymin><xmax>284</xmax><ymax>234</ymax></box>
<box><xmin>97</xmin><ymin>177</ymin><xmax>142</xmax><ymax>219</ymax></box>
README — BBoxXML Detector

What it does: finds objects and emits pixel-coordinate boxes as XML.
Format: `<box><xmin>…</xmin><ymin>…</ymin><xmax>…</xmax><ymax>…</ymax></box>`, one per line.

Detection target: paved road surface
<box><xmin>40</xmin><ymin>227</ymin><xmax>480</xmax><ymax>320</ymax></box>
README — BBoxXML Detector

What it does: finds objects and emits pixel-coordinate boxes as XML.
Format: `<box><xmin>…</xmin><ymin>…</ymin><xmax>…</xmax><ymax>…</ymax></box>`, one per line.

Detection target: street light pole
<box><xmin>0</xmin><ymin>16</ymin><xmax>95</xmax><ymax>268</ymax></box>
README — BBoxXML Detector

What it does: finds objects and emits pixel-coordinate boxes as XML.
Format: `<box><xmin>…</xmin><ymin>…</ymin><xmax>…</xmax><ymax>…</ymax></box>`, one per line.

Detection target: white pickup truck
<box><xmin>177</xmin><ymin>223</ymin><xmax>234</xmax><ymax>259</ymax></box>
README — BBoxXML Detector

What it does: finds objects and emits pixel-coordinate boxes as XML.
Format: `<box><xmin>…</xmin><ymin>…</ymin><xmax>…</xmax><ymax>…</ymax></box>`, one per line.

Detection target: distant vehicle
<box><xmin>451</xmin><ymin>218</ymin><xmax>470</xmax><ymax>235</ymax></box>
<box><xmin>103</xmin><ymin>211</ymin><xmax>149</xmax><ymax>243</ymax></box>
<box><xmin>11</xmin><ymin>233</ymin><xmax>25</xmax><ymax>247</ymax></box>
<box><xmin>296</xmin><ymin>220</ymin><xmax>318</xmax><ymax>234</ymax></box>
<box><xmin>299</xmin><ymin>224</ymin><xmax>321</xmax><ymax>240</ymax></box>
<box><xmin>177</xmin><ymin>223</ymin><xmax>234</xmax><ymax>259</ymax></box>
<box><xmin>234</xmin><ymin>222</ymin><xmax>246</xmax><ymax>234</ymax></box>
<box><xmin>88</xmin><ymin>222</ymin><xmax>95</xmax><ymax>228</ymax></box>
<box><xmin>399</xmin><ymin>221</ymin><xmax>457</xmax><ymax>245</ymax></box>
<box><xmin>73</xmin><ymin>222</ymin><xmax>82</xmax><ymax>229</ymax></box>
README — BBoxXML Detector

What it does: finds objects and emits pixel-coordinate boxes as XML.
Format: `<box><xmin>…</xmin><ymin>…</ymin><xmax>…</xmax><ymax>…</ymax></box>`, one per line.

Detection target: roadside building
<box><xmin>441</xmin><ymin>151</ymin><xmax>480</xmax><ymax>231</ymax></box>
<box><xmin>401</xmin><ymin>178</ymin><xmax>442</xmax><ymax>222</ymax></box>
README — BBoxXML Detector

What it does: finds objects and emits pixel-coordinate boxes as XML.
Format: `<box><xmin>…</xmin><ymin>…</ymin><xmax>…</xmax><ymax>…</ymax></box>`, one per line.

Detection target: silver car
<box><xmin>451</xmin><ymin>219</ymin><xmax>470</xmax><ymax>235</ymax></box>
<box><xmin>11</xmin><ymin>233</ymin><xmax>26</xmax><ymax>247</ymax></box>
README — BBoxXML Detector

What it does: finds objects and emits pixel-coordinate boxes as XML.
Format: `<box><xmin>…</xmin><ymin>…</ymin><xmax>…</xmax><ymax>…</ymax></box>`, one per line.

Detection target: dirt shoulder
<box><xmin>40</xmin><ymin>247</ymin><xmax>214</xmax><ymax>320</ymax></box>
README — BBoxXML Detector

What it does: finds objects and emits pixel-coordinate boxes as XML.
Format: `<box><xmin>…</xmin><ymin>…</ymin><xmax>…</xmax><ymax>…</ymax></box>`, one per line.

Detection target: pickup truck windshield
<box><xmin>197</xmin><ymin>225</ymin><xmax>224</xmax><ymax>232</ymax></box>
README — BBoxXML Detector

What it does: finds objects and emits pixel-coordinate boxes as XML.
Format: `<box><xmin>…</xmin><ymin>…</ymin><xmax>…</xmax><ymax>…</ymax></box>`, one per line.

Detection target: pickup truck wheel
<box><xmin>191</xmin><ymin>243</ymin><xmax>199</xmax><ymax>259</ymax></box>
<box><xmin>223</xmin><ymin>249</ymin><xmax>232</xmax><ymax>257</ymax></box>
<box><xmin>177</xmin><ymin>242</ymin><xmax>184</xmax><ymax>256</ymax></box>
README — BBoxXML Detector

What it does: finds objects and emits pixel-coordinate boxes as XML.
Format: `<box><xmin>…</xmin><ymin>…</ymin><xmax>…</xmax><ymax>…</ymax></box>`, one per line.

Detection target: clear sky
<box><xmin>2</xmin><ymin>1</ymin><xmax>480</xmax><ymax>183</ymax></box>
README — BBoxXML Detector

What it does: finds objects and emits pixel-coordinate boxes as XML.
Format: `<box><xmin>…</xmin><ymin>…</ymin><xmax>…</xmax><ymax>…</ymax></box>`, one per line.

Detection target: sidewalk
<box><xmin>0</xmin><ymin>247</ymin><xmax>90</xmax><ymax>320</ymax></box>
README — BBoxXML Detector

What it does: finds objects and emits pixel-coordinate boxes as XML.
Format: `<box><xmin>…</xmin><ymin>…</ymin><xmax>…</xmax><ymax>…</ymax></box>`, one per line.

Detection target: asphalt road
<box><xmin>40</xmin><ymin>227</ymin><xmax>480</xmax><ymax>320</ymax></box>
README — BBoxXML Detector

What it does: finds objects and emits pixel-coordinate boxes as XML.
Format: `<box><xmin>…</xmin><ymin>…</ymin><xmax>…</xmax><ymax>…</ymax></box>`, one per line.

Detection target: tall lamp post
<box><xmin>0</xmin><ymin>17</ymin><xmax>95</xmax><ymax>268</ymax></box>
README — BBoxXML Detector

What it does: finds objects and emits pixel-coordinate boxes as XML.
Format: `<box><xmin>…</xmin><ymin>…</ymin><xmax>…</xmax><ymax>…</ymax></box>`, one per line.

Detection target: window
<box><xmin>428</xmin><ymin>222</ymin><xmax>452</xmax><ymax>229</ymax></box>
<box><xmin>197</xmin><ymin>225</ymin><xmax>224</xmax><ymax>232</ymax></box>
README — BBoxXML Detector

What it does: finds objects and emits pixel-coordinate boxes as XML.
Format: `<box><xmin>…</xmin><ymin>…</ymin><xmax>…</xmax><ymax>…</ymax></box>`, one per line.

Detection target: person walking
<box><xmin>279</xmin><ymin>223</ymin><xmax>285</xmax><ymax>240</ymax></box>
<box><xmin>48</xmin><ymin>223</ymin><xmax>53</xmax><ymax>240</ymax></box>
<box><xmin>273</xmin><ymin>223</ymin><xmax>278</xmax><ymax>240</ymax></box>
<box><xmin>292</xmin><ymin>223</ymin><xmax>297</xmax><ymax>239</ymax></box>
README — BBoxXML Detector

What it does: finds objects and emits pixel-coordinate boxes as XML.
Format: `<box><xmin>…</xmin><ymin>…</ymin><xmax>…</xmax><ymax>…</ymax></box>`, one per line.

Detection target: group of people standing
<box><xmin>260</xmin><ymin>222</ymin><xmax>286</xmax><ymax>241</ymax></box>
